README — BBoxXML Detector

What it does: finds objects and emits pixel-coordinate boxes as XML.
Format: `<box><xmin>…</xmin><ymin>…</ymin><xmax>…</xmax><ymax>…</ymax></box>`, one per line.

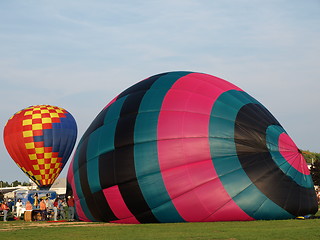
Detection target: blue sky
<box><xmin>1</xmin><ymin>0</ymin><xmax>319</xmax><ymax>183</ymax></box>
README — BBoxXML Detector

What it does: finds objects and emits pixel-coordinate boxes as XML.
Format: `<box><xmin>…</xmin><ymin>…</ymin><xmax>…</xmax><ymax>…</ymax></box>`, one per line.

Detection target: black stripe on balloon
<box><xmin>81</xmin><ymin>107</ymin><xmax>109</xmax><ymax>142</ymax></box>
<box><xmin>66</xmin><ymin>181</ymin><xmax>72</xmax><ymax>198</ymax></box>
<box><xmin>117</xmin><ymin>72</ymin><xmax>167</xmax><ymax>99</ymax></box>
<box><xmin>77</xmin><ymin>73</ymin><xmax>167</xmax><ymax>222</ymax></box>
<box><xmin>77</xmin><ymin>137</ymin><xmax>118</xmax><ymax>222</ymax></box>
<box><xmin>113</xmin><ymin>74</ymin><xmax>168</xmax><ymax>223</ymax></box>
<box><xmin>235</xmin><ymin>103</ymin><xmax>318</xmax><ymax>216</ymax></box>
<box><xmin>99</xmin><ymin>151</ymin><xmax>116</xmax><ymax>188</ymax></box>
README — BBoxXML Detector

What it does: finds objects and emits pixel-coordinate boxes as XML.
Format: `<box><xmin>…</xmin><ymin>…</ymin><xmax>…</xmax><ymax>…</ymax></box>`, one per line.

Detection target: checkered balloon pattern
<box><xmin>4</xmin><ymin>105</ymin><xmax>77</xmax><ymax>189</ymax></box>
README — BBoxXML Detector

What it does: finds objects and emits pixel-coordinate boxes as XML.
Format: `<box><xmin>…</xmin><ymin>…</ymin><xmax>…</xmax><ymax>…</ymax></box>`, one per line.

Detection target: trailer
<box><xmin>14</xmin><ymin>189</ymin><xmax>57</xmax><ymax>214</ymax></box>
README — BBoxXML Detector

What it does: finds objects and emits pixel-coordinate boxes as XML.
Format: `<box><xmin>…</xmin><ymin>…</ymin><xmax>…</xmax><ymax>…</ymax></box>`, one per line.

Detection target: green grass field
<box><xmin>1</xmin><ymin>219</ymin><xmax>320</xmax><ymax>240</ymax></box>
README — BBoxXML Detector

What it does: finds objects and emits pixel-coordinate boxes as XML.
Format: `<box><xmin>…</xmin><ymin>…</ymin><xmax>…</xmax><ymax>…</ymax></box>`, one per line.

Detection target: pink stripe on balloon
<box><xmin>74</xmin><ymin>197</ymin><xmax>91</xmax><ymax>222</ymax></box>
<box><xmin>110</xmin><ymin>217</ymin><xmax>139</xmax><ymax>224</ymax></box>
<box><xmin>103</xmin><ymin>96</ymin><xmax>118</xmax><ymax>110</ymax></box>
<box><xmin>158</xmin><ymin>73</ymin><xmax>253</xmax><ymax>221</ymax></box>
<box><xmin>279</xmin><ymin>133</ymin><xmax>310</xmax><ymax>175</ymax></box>
<box><xmin>67</xmin><ymin>157</ymin><xmax>91</xmax><ymax>222</ymax></box>
<box><xmin>66</xmin><ymin>156</ymin><xmax>74</xmax><ymax>184</ymax></box>
<box><xmin>103</xmin><ymin>185</ymin><xmax>140</xmax><ymax>224</ymax></box>
<box><xmin>203</xmin><ymin>199</ymin><xmax>254</xmax><ymax>222</ymax></box>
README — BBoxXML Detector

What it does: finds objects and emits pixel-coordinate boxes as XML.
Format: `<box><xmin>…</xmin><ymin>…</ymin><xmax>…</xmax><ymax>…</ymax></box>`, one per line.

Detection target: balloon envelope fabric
<box><xmin>4</xmin><ymin>105</ymin><xmax>77</xmax><ymax>189</ymax></box>
<box><xmin>67</xmin><ymin>71</ymin><xmax>317</xmax><ymax>223</ymax></box>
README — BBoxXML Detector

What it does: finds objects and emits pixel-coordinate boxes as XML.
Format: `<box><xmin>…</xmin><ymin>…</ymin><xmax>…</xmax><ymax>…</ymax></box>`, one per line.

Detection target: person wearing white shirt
<box><xmin>15</xmin><ymin>199</ymin><xmax>23</xmax><ymax>219</ymax></box>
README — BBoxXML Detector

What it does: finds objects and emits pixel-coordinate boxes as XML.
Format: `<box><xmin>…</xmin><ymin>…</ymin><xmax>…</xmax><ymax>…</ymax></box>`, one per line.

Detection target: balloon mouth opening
<box><xmin>38</xmin><ymin>186</ymin><xmax>52</xmax><ymax>191</ymax></box>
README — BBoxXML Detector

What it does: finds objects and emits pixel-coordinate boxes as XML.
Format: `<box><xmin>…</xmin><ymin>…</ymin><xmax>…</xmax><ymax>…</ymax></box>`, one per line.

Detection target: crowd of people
<box><xmin>0</xmin><ymin>195</ymin><xmax>75</xmax><ymax>222</ymax></box>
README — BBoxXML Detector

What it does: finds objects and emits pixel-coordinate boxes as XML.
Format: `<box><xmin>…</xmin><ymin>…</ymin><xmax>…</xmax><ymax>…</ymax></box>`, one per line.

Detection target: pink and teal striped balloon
<box><xmin>67</xmin><ymin>71</ymin><xmax>317</xmax><ymax>223</ymax></box>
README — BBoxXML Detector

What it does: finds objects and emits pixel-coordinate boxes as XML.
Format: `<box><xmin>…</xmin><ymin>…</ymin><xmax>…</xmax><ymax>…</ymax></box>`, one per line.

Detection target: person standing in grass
<box><xmin>15</xmin><ymin>199</ymin><xmax>23</xmax><ymax>220</ymax></box>
<box><xmin>45</xmin><ymin>197</ymin><xmax>54</xmax><ymax>220</ymax></box>
<box><xmin>24</xmin><ymin>201</ymin><xmax>33</xmax><ymax>222</ymax></box>
<box><xmin>39</xmin><ymin>199</ymin><xmax>47</xmax><ymax>220</ymax></box>
<box><xmin>1</xmin><ymin>201</ymin><xmax>10</xmax><ymax>222</ymax></box>
<box><xmin>67</xmin><ymin>196</ymin><xmax>75</xmax><ymax>221</ymax></box>
<box><xmin>59</xmin><ymin>198</ymin><xmax>67</xmax><ymax>220</ymax></box>
<box><xmin>7</xmin><ymin>199</ymin><xmax>14</xmax><ymax>212</ymax></box>
<box><xmin>53</xmin><ymin>198</ymin><xmax>59</xmax><ymax>221</ymax></box>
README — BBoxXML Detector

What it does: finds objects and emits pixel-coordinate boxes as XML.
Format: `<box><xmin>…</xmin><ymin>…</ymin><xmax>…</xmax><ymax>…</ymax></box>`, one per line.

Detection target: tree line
<box><xmin>301</xmin><ymin>150</ymin><xmax>320</xmax><ymax>164</ymax></box>
<box><xmin>0</xmin><ymin>180</ymin><xmax>32</xmax><ymax>188</ymax></box>
<box><xmin>304</xmin><ymin>150</ymin><xmax>320</xmax><ymax>186</ymax></box>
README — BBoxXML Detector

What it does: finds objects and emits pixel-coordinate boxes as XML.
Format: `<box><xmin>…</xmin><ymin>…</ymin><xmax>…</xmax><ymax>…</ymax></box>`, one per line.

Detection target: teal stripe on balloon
<box><xmin>104</xmin><ymin>97</ymin><xmax>127</xmax><ymax>125</ymax></box>
<box><xmin>87</xmin><ymin>130</ymin><xmax>102</xmax><ymax>193</ymax></box>
<box><xmin>134</xmin><ymin>71</ymin><xmax>190</xmax><ymax>222</ymax></box>
<box><xmin>86</xmin><ymin>156</ymin><xmax>100</xmax><ymax>193</ymax></box>
<box><xmin>86</xmin><ymin>96</ymin><xmax>127</xmax><ymax>194</ymax></box>
<box><xmin>210</xmin><ymin>90</ymin><xmax>294</xmax><ymax>220</ymax></box>
<box><xmin>266</xmin><ymin>125</ymin><xmax>313</xmax><ymax>188</ymax></box>
<box><xmin>72</xmin><ymin>148</ymin><xmax>95</xmax><ymax>221</ymax></box>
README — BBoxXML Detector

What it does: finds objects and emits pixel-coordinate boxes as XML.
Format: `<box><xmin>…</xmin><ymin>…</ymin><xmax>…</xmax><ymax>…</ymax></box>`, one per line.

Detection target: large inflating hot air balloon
<box><xmin>67</xmin><ymin>71</ymin><xmax>317</xmax><ymax>223</ymax></box>
<box><xmin>4</xmin><ymin>105</ymin><xmax>77</xmax><ymax>189</ymax></box>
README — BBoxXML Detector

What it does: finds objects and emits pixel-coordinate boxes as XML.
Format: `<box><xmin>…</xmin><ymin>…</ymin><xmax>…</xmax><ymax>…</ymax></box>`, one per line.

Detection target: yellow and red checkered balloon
<box><xmin>3</xmin><ymin>105</ymin><xmax>77</xmax><ymax>189</ymax></box>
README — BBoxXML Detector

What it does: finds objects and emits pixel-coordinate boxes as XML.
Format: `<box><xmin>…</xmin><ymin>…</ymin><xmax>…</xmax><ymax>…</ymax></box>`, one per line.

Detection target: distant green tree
<box><xmin>22</xmin><ymin>181</ymin><xmax>31</xmax><ymax>186</ymax></box>
<box><xmin>302</xmin><ymin>150</ymin><xmax>320</xmax><ymax>164</ymax></box>
<box><xmin>301</xmin><ymin>150</ymin><xmax>320</xmax><ymax>186</ymax></box>
<box><xmin>310</xmin><ymin>160</ymin><xmax>320</xmax><ymax>186</ymax></box>
<box><xmin>11</xmin><ymin>180</ymin><xmax>21</xmax><ymax>187</ymax></box>
<box><xmin>1</xmin><ymin>181</ymin><xmax>10</xmax><ymax>187</ymax></box>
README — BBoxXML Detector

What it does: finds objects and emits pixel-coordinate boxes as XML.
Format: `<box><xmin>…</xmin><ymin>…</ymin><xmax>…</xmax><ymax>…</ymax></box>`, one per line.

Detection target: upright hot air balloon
<box><xmin>67</xmin><ymin>71</ymin><xmax>317</xmax><ymax>223</ymax></box>
<box><xmin>4</xmin><ymin>105</ymin><xmax>77</xmax><ymax>189</ymax></box>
